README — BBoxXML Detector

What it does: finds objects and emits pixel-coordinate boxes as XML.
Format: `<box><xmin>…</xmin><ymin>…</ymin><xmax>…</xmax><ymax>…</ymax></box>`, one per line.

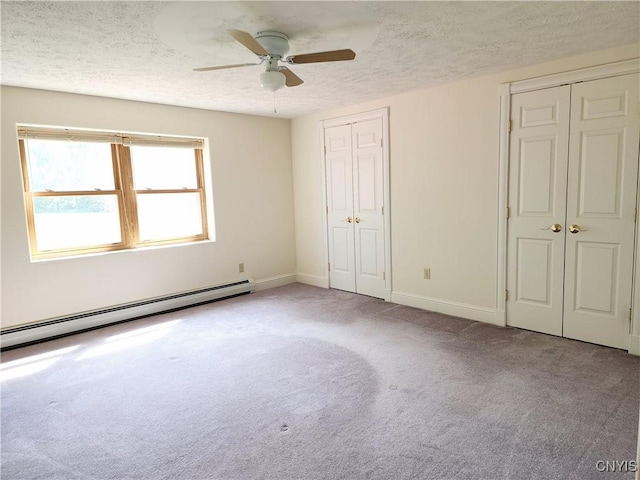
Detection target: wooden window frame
<box><xmin>18</xmin><ymin>127</ymin><xmax>209</xmax><ymax>260</ymax></box>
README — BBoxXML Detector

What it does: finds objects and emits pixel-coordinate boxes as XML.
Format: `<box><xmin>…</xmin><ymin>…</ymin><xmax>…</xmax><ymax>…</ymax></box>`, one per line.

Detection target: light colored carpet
<box><xmin>1</xmin><ymin>283</ymin><xmax>638</xmax><ymax>479</ymax></box>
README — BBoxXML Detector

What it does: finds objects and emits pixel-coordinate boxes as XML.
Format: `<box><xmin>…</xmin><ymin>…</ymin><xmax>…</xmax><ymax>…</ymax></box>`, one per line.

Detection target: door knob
<box><xmin>568</xmin><ymin>224</ymin><xmax>581</xmax><ymax>234</ymax></box>
<box><xmin>541</xmin><ymin>224</ymin><xmax>562</xmax><ymax>232</ymax></box>
<box><xmin>346</xmin><ymin>217</ymin><xmax>352</xmax><ymax>223</ymax></box>
<box><xmin>354</xmin><ymin>217</ymin><xmax>361</xmax><ymax>224</ymax></box>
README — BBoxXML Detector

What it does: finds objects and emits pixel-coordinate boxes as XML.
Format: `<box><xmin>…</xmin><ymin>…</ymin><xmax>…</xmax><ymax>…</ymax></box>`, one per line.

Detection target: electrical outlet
<box><xmin>424</xmin><ymin>268</ymin><xmax>431</xmax><ymax>280</ymax></box>
<box><xmin>239</xmin><ymin>263</ymin><xmax>244</xmax><ymax>273</ymax></box>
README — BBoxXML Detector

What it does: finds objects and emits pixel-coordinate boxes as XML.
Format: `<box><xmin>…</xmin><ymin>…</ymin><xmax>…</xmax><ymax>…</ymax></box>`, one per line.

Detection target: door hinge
<box><xmin>383</xmin><ymin>271</ymin><xmax>386</xmax><ymax>280</ymax></box>
<box><xmin>507</xmin><ymin>120</ymin><xmax>512</xmax><ymax>133</ymax></box>
<box><xmin>506</xmin><ymin>206</ymin><xmax>510</xmax><ymax>219</ymax></box>
<box><xmin>326</xmin><ymin>205</ymin><xmax>328</xmax><ymax>215</ymax></box>
<box><xmin>634</xmin><ymin>208</ymin><xmax>637</xmax><ymax>223</ymax></box>
<box><xmin>324</xmin><ymin>145</ymin><xmax>327</xmax><ymax>155</ymax></box>
<box><xmin>505</xmin><ymin>290</ymin><xmax>509</xmax><ymax>301</ymax></box>
<box><xmin>380</xmin><ymin>138</ymin><xmax>383</xmax><ymax>148</ymax></box>
<box><xmin>328</xmin><ymin>262</ymin><xmax>330</xmax><ymax>272</ymax></box>
<box><xmin>381</xmin><ymin>206</ymin><xmax>384</xmax><ymax>215</ymax></box>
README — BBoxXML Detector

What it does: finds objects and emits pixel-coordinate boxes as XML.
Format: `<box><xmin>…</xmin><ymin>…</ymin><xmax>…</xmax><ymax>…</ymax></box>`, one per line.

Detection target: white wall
<box><xmin>292</xmin><ymin>43</ymin><xmax>640</xmax><ymax>325</ymax></box>
<box><xmin>1</xmin><ymin>87</ymin><xmax>296</xmax><ymax>328</ymax></box>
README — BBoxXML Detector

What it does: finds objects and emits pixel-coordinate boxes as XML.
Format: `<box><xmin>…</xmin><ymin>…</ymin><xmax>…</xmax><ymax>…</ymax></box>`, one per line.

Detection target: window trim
<box><xmin>18</xmin><ymin>126</ymin><xmax>209</xmax><ymax>260</ymax></box>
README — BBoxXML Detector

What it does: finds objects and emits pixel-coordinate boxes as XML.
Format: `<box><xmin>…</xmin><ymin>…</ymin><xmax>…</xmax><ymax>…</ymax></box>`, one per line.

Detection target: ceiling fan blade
<box><xmin>228</xmin><ymin>29</ymin><xmax>268</xmax><ymax>56</ymax></box>
<box><xmin>193</xmin><ymin>63</ymin><xmax>258</xmax><ymax>72</ymax></box>
<box><xmin>280</xmin><ymin>67</ymin><xmax>304</xmax><ymax>87</ymax></box>
<box><xmin>286</xmin><ymin>49</ymin><xmax>356</xmax><ymax>65</ymax></box>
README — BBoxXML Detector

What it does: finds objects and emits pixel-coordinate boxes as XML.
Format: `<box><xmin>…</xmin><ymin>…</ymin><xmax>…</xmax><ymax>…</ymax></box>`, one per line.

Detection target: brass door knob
<box><xmin>541</xmin><ymin>224</ymin><xmax>562</xmax><ymax>232</ymax></box>
<box><xmin>346</xmin><ymin>217</ymin><xmax>352</xmax><ymax>223</ymax></box>
<box><xmin>568</xmin><ymin>224</ymin><xmax>581</xmax><ymax>234</ymax></box>
<box><xmin>354</xmin><ymin>217</ymin><xmax>361</xmax><ymax>224</ymax></box>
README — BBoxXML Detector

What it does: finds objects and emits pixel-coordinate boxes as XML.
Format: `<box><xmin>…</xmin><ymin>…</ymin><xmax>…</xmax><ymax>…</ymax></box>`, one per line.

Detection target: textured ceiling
<box><xmin>1</xmin><ymin>1</ymin><xmax>639</xmax><ymax>119</ymax></box>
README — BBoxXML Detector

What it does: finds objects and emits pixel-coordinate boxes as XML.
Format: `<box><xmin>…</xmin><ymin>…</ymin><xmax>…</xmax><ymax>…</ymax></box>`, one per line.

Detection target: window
<box><xmin>18</xmin><ymin>126</ymin><xmax>210</xmax><ymax>259</ymax></box>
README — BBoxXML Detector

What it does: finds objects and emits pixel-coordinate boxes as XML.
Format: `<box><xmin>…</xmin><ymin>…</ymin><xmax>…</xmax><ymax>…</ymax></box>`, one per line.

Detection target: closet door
<box><xmin>326</xmin><ymin>124</ymin><xmax>356</xmax><ymax>292</ymax></box>
<box><xmin>563</xmin><ymin>73</ymin><xmax>640</xmax><ymax>349</ymax></box>
<box><xmin>352</xmin><ymin>119</ymin><xmax>386</xmax><ymax>299</ymax></box>
<box><xmin>325</xmin><ymin>118</ymin><xmax>386</xmax><ymax>299</ymax></box>
<box><xmin>506</xmin><ymin>85</ymin><xmax>571</xmax><ymax>336</ymax></box>
<box><xmin>507</xmin><ymin>73</ymin><xmax>639</xmax><ymax>349</ymax></box>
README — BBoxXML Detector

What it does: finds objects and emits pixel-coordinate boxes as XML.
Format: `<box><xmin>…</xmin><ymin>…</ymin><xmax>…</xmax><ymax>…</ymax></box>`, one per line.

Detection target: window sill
<box><xmin>30</xmin><ymin>238</ymin><xmax>216</xmax><ymax>263</ymax></box>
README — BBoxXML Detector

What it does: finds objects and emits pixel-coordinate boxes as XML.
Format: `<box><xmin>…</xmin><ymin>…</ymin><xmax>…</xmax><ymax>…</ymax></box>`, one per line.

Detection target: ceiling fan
<box><xmin>193</xmin><ymin>30</ymin><xmax>356</xmax><ymax>92</ymax></box>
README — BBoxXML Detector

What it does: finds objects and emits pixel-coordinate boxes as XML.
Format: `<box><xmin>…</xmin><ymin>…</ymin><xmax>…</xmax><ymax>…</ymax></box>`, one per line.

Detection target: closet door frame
<box><xmin>497</xmin><ymin>58</ymin><xmax>640</xmax><ymax>354</ymax></box>
<box><xmin>320</xmin><ymin>108</ymin><xmax>391</xmax><ymax>301</ymax></box>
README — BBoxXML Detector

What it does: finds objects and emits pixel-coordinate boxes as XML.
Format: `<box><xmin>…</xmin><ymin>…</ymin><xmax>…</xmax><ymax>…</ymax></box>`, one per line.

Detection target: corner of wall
<box><xmin>296</xmin><ymin>273</ymin><xmax>329</xmax><ymax>289</ymax></box>
<box><xmin>254</xmin><ymin>273</ymin><xmax>297</xmax><ymax>292</ymax></box>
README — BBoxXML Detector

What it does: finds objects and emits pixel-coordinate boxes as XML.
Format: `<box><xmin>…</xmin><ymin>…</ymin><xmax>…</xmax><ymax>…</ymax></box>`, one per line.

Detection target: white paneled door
<box><xmin>563</xmin><ymin>75</ymin><xmax>640</xmax><ymax>348</ymax></box>
<box><xmin>326</xmin><ymin>124</ymin><xmax>356</xmax><ymax>292</ymax></box>
<box><xmin>507</xmin><ymin>73</ymin><xmax>640</xmax><ymax>349</ymax></box>
<box><xmin>325</xmin><ymin>118</ymin><xmax>386</xmax><ymax>299</ymax></box>
<box><xmin>507</xmin><ymin>85</ymin><xmax>571</xmax><ymax>337</ymax></box>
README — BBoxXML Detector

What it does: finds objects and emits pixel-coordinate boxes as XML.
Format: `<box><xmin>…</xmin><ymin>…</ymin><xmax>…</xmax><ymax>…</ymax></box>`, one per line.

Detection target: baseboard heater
<box><xmin>1</xmin><ymin>279</ymin><xmax>255</xmax><ymax>350</ymax></box>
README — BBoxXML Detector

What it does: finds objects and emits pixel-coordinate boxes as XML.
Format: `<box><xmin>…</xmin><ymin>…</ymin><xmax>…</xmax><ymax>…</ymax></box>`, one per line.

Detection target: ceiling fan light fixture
<box><xmin>260</xmin><ymin>70</ymin><xmax>286</xmax><ymax>92</ymax></box>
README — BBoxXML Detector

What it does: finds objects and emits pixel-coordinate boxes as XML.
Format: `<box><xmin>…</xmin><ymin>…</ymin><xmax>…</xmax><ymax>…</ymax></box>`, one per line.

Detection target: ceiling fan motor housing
<box><xmin>255</xmin><ymin>31</ymin><xmax>290</xmax><ymax>58</ymax></box>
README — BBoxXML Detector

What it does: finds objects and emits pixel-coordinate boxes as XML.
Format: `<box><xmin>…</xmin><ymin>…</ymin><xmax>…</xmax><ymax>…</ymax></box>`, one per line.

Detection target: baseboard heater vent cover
<box><xmin>1</xmin><ymin>279</ymin><xmax>255</xmax><ymax>349</ymax></box>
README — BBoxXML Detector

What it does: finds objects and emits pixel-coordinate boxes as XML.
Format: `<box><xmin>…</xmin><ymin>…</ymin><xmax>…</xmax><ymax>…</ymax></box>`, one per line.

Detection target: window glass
<box><xmin>136</xmin><ymin>193</ymin><xmax>203</xmax><ymax>241</ymax></box>
<box><xmin>26</xmin><ymin>140</ymin><xmax>114</xmax><ymax>191</ymax></box>
<box><xmin>33</xmin><ymin>195</ymin><xmax>121</xmax><ymax>251</ymax></box>
<box><xmin>130</xmin><ymin>146</ymin><xmax>197</xmax><ymax>190</ymax></box>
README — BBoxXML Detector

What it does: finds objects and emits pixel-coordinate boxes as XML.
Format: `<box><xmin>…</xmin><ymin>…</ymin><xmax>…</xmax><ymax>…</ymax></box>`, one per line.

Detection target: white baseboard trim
<box><xmin>391</xmin><ymin>291</ymin><xmax>501</xmax><ymax>326</ymax></box>
<box><xmin>296</xmin><ymin>273</ymin><xmax>329</xmax><ymax>289</ymax></box>
<box><xmin>629</xmin><ymin>334</ymin><xmax>640</xmax><ymax>356</ymax></box>
<box><xmin>254</xmin><ymin>273</ymin><xmax>297</xmax><ymax>291</ymax></box>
